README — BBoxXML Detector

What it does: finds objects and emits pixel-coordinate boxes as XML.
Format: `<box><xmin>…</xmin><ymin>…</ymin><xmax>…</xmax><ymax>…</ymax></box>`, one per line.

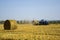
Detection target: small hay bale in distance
<box><xmin>4</xmin><ymin>20</ymin><xmax>17</xmax><ymax>30</ymax></box>
<box><xmin>32</xmin><ymin>20</ymin><xmax>39</xmax><ymax>25</ymax></box>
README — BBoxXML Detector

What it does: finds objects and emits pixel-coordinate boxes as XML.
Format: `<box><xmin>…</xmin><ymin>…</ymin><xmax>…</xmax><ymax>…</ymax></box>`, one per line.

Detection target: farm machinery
<box><xmin>32</xmin><ymin>19</ymin><xmax>49</xmax><ymax>25</ymax></box>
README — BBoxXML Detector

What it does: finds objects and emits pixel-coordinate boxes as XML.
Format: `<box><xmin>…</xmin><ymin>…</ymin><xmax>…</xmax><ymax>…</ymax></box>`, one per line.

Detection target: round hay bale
<box><xmin>4</xmin><ymin>20</ymin><xmax>17</xmax><ymax>30</ymax></box>
<box><xmin>32</xmin><ymin>20</ymin><xmax>39</xmax><ymax>25</ymax></box>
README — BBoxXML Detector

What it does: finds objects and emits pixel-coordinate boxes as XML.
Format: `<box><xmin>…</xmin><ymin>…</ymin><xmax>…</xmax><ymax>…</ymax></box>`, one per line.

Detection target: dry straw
<box><xmin>4</xmin><ymin>20</ymin><xmax>17</xmax><ymax>30</ymax></box>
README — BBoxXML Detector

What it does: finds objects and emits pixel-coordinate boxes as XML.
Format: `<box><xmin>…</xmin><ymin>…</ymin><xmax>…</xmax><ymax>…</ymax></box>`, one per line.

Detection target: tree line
<box><xmin>0</xmin><ymin>20</ymin><xmax>60</xmax><ymax>24</ymax></box>
<box><xmin>48</xmin><ymin>20</ymin><xmax>60</xmax><ymax>24</ymax></box>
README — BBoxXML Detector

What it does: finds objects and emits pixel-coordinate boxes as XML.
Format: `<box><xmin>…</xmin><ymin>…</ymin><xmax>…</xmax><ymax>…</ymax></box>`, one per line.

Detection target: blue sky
<box><xmin>0</xmin><ymin>0</ymin><xmax>60</xmax><ymax>20</ymax></box>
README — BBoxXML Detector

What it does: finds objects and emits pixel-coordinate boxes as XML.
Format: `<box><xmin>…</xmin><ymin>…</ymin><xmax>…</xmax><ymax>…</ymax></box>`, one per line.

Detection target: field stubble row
<box><xmin>0</xmin><ymin>24</ymin><xmax>60</xmax><ymax>40</ymax></box>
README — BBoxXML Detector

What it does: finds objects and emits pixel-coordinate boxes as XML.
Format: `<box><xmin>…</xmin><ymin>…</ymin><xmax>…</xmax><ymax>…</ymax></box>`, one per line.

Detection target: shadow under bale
<box><xmin>4</xmin><ymin>20</ymin><xmax>17</xmax><ymax>30</ymax></box>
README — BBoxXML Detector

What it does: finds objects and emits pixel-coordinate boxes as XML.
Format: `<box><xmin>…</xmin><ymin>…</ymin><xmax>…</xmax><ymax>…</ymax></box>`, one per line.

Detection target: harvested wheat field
<box><xmin>0</xmin><ymin>24</ymin><xmax>60</xmax><ymax>40</ymax></box>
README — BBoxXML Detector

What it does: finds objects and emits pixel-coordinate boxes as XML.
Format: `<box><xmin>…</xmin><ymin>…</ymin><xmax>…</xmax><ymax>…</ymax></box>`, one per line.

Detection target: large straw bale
<box><xmin>4</xmin><ymin>20</ymin><xmax>17</xmax><ymax>30</ymax></box>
